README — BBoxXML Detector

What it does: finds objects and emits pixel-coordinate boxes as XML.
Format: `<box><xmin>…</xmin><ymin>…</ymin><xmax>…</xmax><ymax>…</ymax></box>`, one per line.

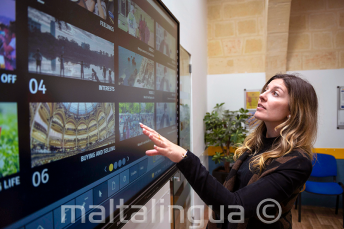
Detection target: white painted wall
<box><xmin>124</xmin><ymin>0</ymin><xmax>208</xmax><ymax>227</ymax></box>
<box><xmin>287</xmin><ymin>69</ymin><xmax>344</xmax><ymax>148</ymax></box>
<box><xmin>207</xmin><ymin>73</ymin><xmax>266</xmax><ymax>112</ymax></box>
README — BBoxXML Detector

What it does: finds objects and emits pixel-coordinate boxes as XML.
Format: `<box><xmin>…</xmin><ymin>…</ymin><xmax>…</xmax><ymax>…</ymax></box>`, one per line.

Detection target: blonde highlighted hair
<box><xmin>234</xmin><ymin>74</ymin><xmax>318</xmax><ymax>174</ymax></box>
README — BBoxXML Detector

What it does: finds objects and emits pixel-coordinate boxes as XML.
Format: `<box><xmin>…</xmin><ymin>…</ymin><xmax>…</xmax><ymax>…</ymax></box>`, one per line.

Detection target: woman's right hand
<box><xmin>140</xmin><ymin>123</ymin><xmax>187</xmax><ymax>163</ymax></box>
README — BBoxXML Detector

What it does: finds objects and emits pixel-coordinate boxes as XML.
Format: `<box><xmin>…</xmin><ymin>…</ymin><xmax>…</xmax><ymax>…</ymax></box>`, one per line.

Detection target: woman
<box><xmin>140</xmin><ymin>74</ymin><xmax>317</xmax><ymax>228</ymax></box>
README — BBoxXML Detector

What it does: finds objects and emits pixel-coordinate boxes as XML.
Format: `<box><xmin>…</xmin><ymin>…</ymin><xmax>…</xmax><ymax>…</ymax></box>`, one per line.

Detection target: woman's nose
<box><xmin>259</xmin><ymin>90</ymin><xmax>267</xmax><ymax>101</ymax></box>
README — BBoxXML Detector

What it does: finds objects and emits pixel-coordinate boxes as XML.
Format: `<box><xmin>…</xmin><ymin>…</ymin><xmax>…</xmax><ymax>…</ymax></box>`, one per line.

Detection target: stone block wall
<box><xmin>207</xmin><ymin>0</ymin><xmax>266</xmax><ymax>74</ymax></box>
<box><xmin>287</xmin><ymin>0</ymin><xmax>344</xmax><ymax>70</ymax></box>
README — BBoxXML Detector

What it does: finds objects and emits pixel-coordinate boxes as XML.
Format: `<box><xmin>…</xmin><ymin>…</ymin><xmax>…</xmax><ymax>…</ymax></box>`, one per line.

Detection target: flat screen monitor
<box><xmin>0</xmin><ymin>0</ymin><xmax>179</xmax><ymax>228</ymax></box>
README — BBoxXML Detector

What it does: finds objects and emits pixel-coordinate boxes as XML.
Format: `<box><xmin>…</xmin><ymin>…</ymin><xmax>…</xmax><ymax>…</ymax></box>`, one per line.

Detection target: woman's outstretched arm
<box><xmin>140</xmin><ymin>123</ymin><xmax>312</xmax><ymax>218</ymax></box>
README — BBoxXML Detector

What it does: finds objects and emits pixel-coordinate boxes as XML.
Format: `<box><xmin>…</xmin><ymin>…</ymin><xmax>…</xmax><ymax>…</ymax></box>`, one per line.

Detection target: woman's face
<box><xmin>254</xmin><ymin>79</ymin><xmax>290</xmax><ymax>124</ymax></box>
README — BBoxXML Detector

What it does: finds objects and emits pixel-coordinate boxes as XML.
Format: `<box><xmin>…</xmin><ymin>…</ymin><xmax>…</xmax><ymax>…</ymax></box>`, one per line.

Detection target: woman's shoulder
<box><xmin>270</xmin><ymin>148</ymin><xmax>313</xmax><ymax>173</ymax></box>
<box><xmin>284</xmin><ymin>148</ymin><xmax>313</xmax><ymax>163</ymax></box>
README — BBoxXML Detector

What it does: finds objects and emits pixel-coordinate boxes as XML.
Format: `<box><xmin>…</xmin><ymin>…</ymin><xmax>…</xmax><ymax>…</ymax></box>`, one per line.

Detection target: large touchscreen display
<box><xmin>0</xmin><ymin>0</ymin><xmax>178</xmax><ymax>228</ymax></box>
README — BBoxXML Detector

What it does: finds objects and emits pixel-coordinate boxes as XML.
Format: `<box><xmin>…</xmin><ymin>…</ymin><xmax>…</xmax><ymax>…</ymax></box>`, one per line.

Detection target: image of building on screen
<box><xmin>119</xmin><ymin>103</ymin><xmax>154</xmax><ymax>141</ymax></box>
<box><xmin>118</xmin><ymin>46</ymin><xmax>154</xmax><ymax>89</ymax></box>
<box><xmin>156</xmin><ymin>23</ymin><xmax>176</xmax><ymax>60</ymax></box>
<box><xmin>28</xmin><ymin>7</ymin><xmax>115</xmax><ymax>84</ymax></box>
<box><xmin>71</xmin><ymin>0</ymin><xmax>115</xmax><ymax>25</ymax></box>
<box><xmin>156</xmin><ymin>63</ymin><xmax>176</xmax><ymax>92</ymax></box>
<box><xmin>118</xmin><ymin>0</ymin><xmax>154</xmax><ymax>47</ymax></box>
<box><xmin>0</xmin><ymin>103</ymin><xmax>19</xmax><ymax>178</ymax></box>
<box><xmin>29</xmin><ymin>103</ymin><xmax>115</xmax><ymax>168</ymax></box>
<box><xmin>0</xmin><ymin>0</ymin><xmax>16</xmax><ymax>71</ymax></box>
<box><xmin>156</xmin><ymin>103</ymin><xmax>176</xmax><ymax>130</ymax></box>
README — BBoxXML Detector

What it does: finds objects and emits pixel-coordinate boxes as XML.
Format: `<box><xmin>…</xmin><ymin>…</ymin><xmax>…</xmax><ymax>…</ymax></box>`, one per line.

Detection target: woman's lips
<box><xmin>257</xmin><ymin>103</ymin><xmax>266</xmax><ymax>110</ymax></box>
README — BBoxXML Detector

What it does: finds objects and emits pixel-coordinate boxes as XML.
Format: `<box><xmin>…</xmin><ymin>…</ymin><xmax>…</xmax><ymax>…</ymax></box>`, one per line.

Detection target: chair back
<box><xmin>311</xmin><ymin>153</ymin><xmax>337</xmax><ymax>177</ymax></box>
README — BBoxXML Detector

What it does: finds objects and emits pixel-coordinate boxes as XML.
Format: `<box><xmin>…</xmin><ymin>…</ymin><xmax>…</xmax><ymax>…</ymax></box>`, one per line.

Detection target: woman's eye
<box><xmin>273</xmin><ymin>91</ymin><xmax>278</xmax><ymax>96</ymax></box>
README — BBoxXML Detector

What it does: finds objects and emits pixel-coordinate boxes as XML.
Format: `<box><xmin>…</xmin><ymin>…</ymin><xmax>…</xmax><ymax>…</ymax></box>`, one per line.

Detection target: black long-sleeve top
<box><xmin>176</xmin><ymin>135</ymin><xmax>313</xmax><ymax>228</ymax></box>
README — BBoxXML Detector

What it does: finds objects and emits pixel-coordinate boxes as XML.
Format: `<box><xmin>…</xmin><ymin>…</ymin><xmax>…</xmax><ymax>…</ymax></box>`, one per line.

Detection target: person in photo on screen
<box><xmin>59</xmin><ymin>54</ymin><xmax>65</xmax><ymax>77</ymax></box>
<box><xmin>102</xmin><ymin>65</ymin><xmax>106</xmax><ymax>82</ymax></box>
<box><xmin>91</xmin><ymin>68</ymin><xmax>100</xmax><ymax>82</ymax></box>
<box><xmin>80</xmin><ymin>61</ymin><xmax>85</xmax><ymax>79</ymax></box>
<box><xmin>85</xmin><ymin>0</ymin><xmax>106</xmax><ymax>20</ymax></box>
<box><xmin>0</xmin><ymin>22</ymin><xmax>16</xmax><ymax>70</ymax></box>
<box><xmin>142</xmin><ymin>70</ymin><xmax>147</xmax><ymax>87</ymax></box>
<box><xmin>159</xmin><ymin>30</ymin><xmax>170</xmax><ymax>57</ymax></box>
<box><xmin>140</xmin><ymin>74</ymin><xmax>317</xmax><ymax>228</ymax></box>
<box><xmin>144</xmin><ymin>18</ymin><xmax>150</xmax><ymax>45</ymax></box>
<box><xmin>119</xmin><ymin>77</ymin><xmax>124</xmax><ymax>85</ymax></box>
<box><xmin>159</xmin><ymin>67</ymin><xmax>170</xmax><ymax>91</ymax></box>
<box><xmin>139</xmin><ymin>15</ymin><xmax>145</xmax><ymax>41</ymax></box>
<box><xmin>159</xmin><ymin>103</ymin><xmax>170</xmax><ymax>129</ymax></box>
<box><xmin>108</xmin><ymin>69</ymin><xmax>112</xmax><ymax>84</ymax></box>
<box><xmin>136</xmin><ymin>79</ymin><xmax>144</xmax><ymax>88</ymax></box>
<box><xmin>147</xmin><ymin>71</ymin><xmax>153</xmax><ymax>88</ymax></box>
<box><xmin>126</xmin><ymin>120</ymin><xmax>130</xmax><ymax>139</ymax></box>
<box><xmin>122</xmin><ymin>121</ymin><xmax>127</xmax><ymax>140</ymax></box>
<box><xmin>127</xmin><ymin>5</ymin><xmax>137</xmax><ymax>37</ymax></box>
<box><xmin>32</xmin><ymin>48</ymin><xmax>42</xmax><ymax>74</ymax></box>
<box><xmin>128</xmin><ymin>68</ymin><xmax>137</xmax><ymax>87</ymax></box>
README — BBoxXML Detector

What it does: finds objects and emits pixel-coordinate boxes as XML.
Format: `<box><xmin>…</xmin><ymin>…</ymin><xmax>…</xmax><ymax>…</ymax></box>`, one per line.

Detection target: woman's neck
<box><xmin>264</xmin><ymin>121</ymin><xmax>281</xmax><ymax>138</ymax></box>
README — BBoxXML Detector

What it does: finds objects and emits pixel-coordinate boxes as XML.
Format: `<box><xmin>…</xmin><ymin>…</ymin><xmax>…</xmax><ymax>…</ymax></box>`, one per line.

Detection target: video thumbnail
<box><xmin>118</xmin><ymin>0</ymin><xmax>154</xmax><ymax>47</ymax></box>
<box><xmin>156</xmin><ymin>23</ymin><xmax>176</xmax><ymax>60</ymax></box>
<box><xmin>71</xmin><ymin>0</ymin><xmax>115</xmax><ymax>25</ymax></box>
<box><xmin>0</xmin><ymin>0</ymin><xmax>16</xmax><ymax>70</ymax></box>
<box><xmin>156</xmin><ymin>63</ymin><xmax>176</xmax><ymax>92</ymax></box>
<box><xmin>0</xmin><ymin>103</ymin><xmax>19</xmax><ymax>178</ymax></box>
<box><xmin>119</xmin><ymin>103</ymin><xmax>154</xmax><ymax>141</ymax></box>
<box><xmin>156</xmin><ymin>103</ymin><xmax>176</xmax><ymax>130</ymax></box>
<box><xmin>118</xmin><ymin>46</ymin><xmax>154</xmax><ymax>89</ymax></box>
<box><xmin>28</xmin><ymin>7</ymin><xmax>115</xmax><ymax>84</ymax></box>
<box><xmin>29</xmin><ymin>103</ymin><xmax>115</xmax><ymax>168</ymax></box>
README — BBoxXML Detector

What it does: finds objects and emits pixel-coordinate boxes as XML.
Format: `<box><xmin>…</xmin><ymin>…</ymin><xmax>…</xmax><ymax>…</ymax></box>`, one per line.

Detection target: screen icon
<box><xmin>93</xmin><ymin>182</ymin><xmax>108</xmax><ymax>205</ymax></box>
<box><xmin>108</xmin><ymin>175</ymin><xmax>119</xmax><ymax>197</ymax></box>
<box><xmin>138</xmin><ymin>159</ymin><xmax>148</xmax><ymax>176</ymax></box>
<box><xmin>129</xmin><ymin>164</ymin><xmax>139</xmax><ymax>181</ymax></box>
<box><xmin>120</xmin><ymin>170</ymin><xmax>129</xmax><ymax>189</ymax></box>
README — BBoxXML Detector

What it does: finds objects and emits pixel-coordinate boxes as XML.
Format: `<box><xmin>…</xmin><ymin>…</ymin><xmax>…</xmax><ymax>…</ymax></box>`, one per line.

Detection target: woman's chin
<box><xmin>254</xmin><ymin>113</ymin><xmax>264</xmax><ymax>121</ymax></box>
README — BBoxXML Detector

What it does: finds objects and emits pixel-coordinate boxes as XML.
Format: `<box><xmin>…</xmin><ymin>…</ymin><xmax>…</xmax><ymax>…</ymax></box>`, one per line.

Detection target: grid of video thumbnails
<box><xmin>0</xmin><ymin>0</ymin><xmax>178</xmax><ymax>228</ymax></box>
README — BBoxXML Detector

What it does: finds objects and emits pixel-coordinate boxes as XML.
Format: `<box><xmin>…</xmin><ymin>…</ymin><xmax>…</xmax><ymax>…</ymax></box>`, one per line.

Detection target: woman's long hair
<box><xmin>234</xmin><ymin>74</ymin><xmax>318</xmax><ymax>174</ymax></box>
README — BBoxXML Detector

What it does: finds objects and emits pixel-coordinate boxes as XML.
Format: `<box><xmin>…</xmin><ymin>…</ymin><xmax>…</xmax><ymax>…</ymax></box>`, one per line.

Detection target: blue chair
<box><xmin>295</xmin><ymin>153</ymin><xmax>344</xmax><ymax>227</ymax></box>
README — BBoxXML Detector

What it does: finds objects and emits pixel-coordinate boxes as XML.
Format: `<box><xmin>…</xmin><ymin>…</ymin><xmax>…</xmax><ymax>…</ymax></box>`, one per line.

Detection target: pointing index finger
<box><xmin>140</xmin><ymin>123</ymin><xmax>157</xmax><ymax>134</ymax></box>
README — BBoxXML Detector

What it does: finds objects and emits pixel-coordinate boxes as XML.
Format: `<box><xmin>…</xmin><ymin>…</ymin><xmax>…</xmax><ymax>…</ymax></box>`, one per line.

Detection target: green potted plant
<box><xmin>204</xmin><ymin>103</ymin><xmax>250</xmax><ymax>183</ymax></box>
